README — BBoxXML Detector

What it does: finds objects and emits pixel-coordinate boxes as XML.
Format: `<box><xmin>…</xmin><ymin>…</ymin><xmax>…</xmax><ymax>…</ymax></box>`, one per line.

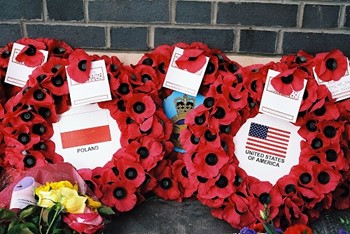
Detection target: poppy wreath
<box><xmin>0</xmin><ymin>38</ymin><xmax>349</xmax><ymax>231</ymax></box>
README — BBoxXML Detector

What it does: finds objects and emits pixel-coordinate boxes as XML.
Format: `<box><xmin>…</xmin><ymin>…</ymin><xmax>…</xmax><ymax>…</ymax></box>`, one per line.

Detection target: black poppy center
<box><xmin>258</xmin><ymin>192</ymin><xmax>271</xmax><ymax>205</ymax></box>
<box><xmin>234</xmin><ymin>175</ymin><xmax>243</xmax><ymax>186</ymax></box>
<box><xmin>228</xmin><ymin>63</ymin><xmax>239</xmax><ymax>73</ymax></box>
<box><xmin>18</xmin><ymin>133</ymin><xmax>30</xmax><ymax>144</ymax></box>
<box><xmin>306</xmin><ymin>120</ymin><xmax>317</xmax><ymax>132</ymax></box>
<box><xmin>188</xmin><ymin>57</ymin><xmax>197</xmax><ymax>61</ymax></box>
<box><xmin>194</xmin><ymin>114</ymin><xmax>206</xmax><ymax>125</ymax></box>
<box><xmin>309</xmin><ymin>156</ymin><xmax>321</xmax><ymax>164</ymax></box>
<box><xmin>205</xmin><ymin>61</ymin><xmax>215</xmax><ymax>74</ymax></box>
<box><xmin>38</xmin><ymin>107</ymin><xmax>51</xmax><ymax>119</ymax></box>
<box><xmin>205</xmin><ymin>153</ymin><xmax>218</xmax><ymax>166</ymax></box>
<box><xmin>33</xmin><ymin>142</ymin><xmax>47</xmax><ymax>151</ymax></box>
<box><xmin>197</xmin><ymin>176</ymin><xmax>208</xmax><ymax>183</ymax></box>
<box><xmin>181</xmin><ymin>167</ymin><xmax>188</xmax><ymax>178</ymax></box>
<box><xmin>281</xmin><ymin>74</ymin><xmax>294</xmax><ymax>84</ymax></box>
<box><xmin>112</xmin><ymin>167</ymin><xmax>119</xmax><ymax>176</ymax></box>
<box><xmin>137</xmin><ymin>147</ymin><xmax>149</xmax><ymax>159</ymax></box>
<box><xmin>110</xmin><ymin>64</ymin><xmax>118</xmax><ymax>72</ymax></box>
<box><xmin>20</xmin><ymin>111</ymin><xmax>34</xmax><ymax>122</ymax></box>
<box><xmin>296</xmin><ymin>56</ymin><xmax>307</xmax><ymax>64</ymax></box>
<box><xmin>125</xmin><ymin>168</ymin><xmax>138</xmax><ymax>180</ymax></box>
<box><xmin>214</xmin><ymin>107</ymin><xmax>226</xmax><ymax>119</ymax></box>
<box><xmin>314</xmin><ymin>106</ymin><xmax>326</xmax><ymax>116</ymax></box>
<box><xmin>311</xmin><ymin>138</ymin><xmax>323</xmax><ymax>149</ymax></box>
<box><xmin>142</xmin><ymin>58</ymin><xmax>153</xmax><ymax>66</ymax></box>
<box><xmin>32</xmin><ymin>124</ymin><xmax>46</xmax><ymax>135</ymax></box>
<box><xmin>318</xmin><ymin>172</ymin><xmax>330</xmax><ymax>184</ymax></box>
<box><xmin>23</xmin><ymin>155</ymin><xmax>36</xmax><ymax>168</ymax></box>
<box><xmin>160</xmin><ymin>178</ymin><xmax>172</xmax><ymax>190</ymax></box>
<box><xmin>190</xmin><ymin>134</ymin><xmax>200</xmax><ymax>145</ymax></box>
<box><xmin>284</xmin><ymin>184</ymin><xmax>296</xmax><ymax>194</ymax></box>
<box><xmin>326</xmin><ymin>149</ymin><xmax>337</xmax><ymax>162</ymax></box>
<box><xmin>36</xmin><ymin>74</ymin><xmax>47</xmax><ymax>83</ymax></box>
<box><xmin>204</xmin><ymin>130</ymin><xmax>217</xmax><ymax>142</ymax></box>
<box><xmin>323</xmin><ymin>125</ymin><xmax>336</xmax><ymax>138</ymax></box>
<box><xmin>142</xmin><ymin>74</ymin><xmax>152</xmax><ymax>83</ymax></box>
<box><xmin>220</xmin><ymin>125</ymin><xmax>230</xmax><ymax>134</ymax></box>
<box><xmin>1</xmin><ymin>50</ymin><xmax>10</xmax><ymax>59</ymax></box>
<box><xmin>215</xmin><ymin>176</ymin><xmax>228</xmax><ymax>188</ymax></box>
<box><xmin>113</xmin><ymin>187</ymin><xmax>127</xmax><ymax>200</ymax></box>
<box><xmin>51</xmin><ymin>75</ymin><xmax>64</xmax><ymax>87</ymax></box>
<box><xmin>326</xmin><ymin>58</ymin><xmax>337</xmax><ymax>71</ymax></box>
<box><xmin>118</xmin><ymin>83</ymin><xmax>130</xmax><ymax>95</ymax></box>
<box><xmin>25</xmin><ymin>45</ymin><xmax>36</xmax><ymax>56</ymax></box>
<box><xmin>250</xmin><ymin>80</ymin><xmax>257</xmax><ymax>92</ymax></box>
<box><xmin>204</xmin><ymin>97</ymin><xmax>214</xmax><ymax>108</ymax></box>
<box><xmin>300</xmin><ymin>172</ymin><xmax>312</xmax><ymax>184</ymax></box>
<box><xmin>33</xmin><ymin>90</ymin><xmax>46</xmax><ymax>101</ymax></box>
<box><xmin>78</xmin><ymin>60</ymin><xmax>87</xmax><ymax>71</ymax></box>
<box><xmin>133</xmin><ymin>102</ymin><xmax>146</xmax><ymax>114</ymax></box>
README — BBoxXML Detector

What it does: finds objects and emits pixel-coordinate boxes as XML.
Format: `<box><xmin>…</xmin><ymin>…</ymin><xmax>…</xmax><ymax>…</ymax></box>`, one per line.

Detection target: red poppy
<box><xmin>314</xmin><ymin>49</ymin><xmax>348</xmax><ymax>82</ymax></box>
<box><xmin>172</xmin><ymin>158</ymin><xmax>198</xmax><ymax>198</ymax></box>
<box><xmin>3</xmin><ymin>147</ymin><xmax>47</xmax><ymax>171</ymax></box>
<box><xmin>198</xmin><ymin>164</ymin><xmax>236</xmax><ymax>200</ymax></box>
<box><xmin>274</xmin><ymin>197</ymin><xmax>308</xmax><ymax>229</ymax></box>
<box><xmin>125</xmin><ymin>94</ymin><xmax>156</xmax><ymax>124</ymax></box>
<box><xmin>271</xmin><ymin>68</ymin><xmax>307</xmax><ymax>96</ymax></box>
<box><xmin>125</xmin><ymin>136</ymin><xmax>164</xmax><ymax>172</ymax></box>
<box><xmin>2</xmin><ymin>124</ymin><xmax>40</xmax><ymax>150</ymax></box>
<box><xmin>175</xmin><ymin>48</ymin><xmax>207</xmax><ymax>73</ymax></box>
<box><xmin>284</xmin><ymin>224</ymin><xmax>312</xmax><ymax>234</ymax></box>
<box><xmin>152</xmin><ymin>160</ymin><xmax>182</xmax><ymax>201</ymax></box>
<box><xmin>40</xmin><ymin>38</ymin><xmax>73</xmax><ymax>58</ymax></box>
<box><xmin>112</xmin><ymin>157</ymin><xmax>146</xmax><ymax>188</ymax></box>
<box><xmin>299</xmin><ymin>79</ymin><xmax>319</xmax><ymax>112</ymax></box>
<box><xmin>67</xmin><ymin>49</ymin><xmax>92</xmax><ymax>83</ymax></box>
<box><xmin>101</xmin><ymin>180</ymin><xmax>137</xmax><ymax>212</ymax></box>
<box><xmin>222</xmin><ymin>194</ymin><xmax>256</xmax><ymax>228</ymax></box>
<box><xmin>16</xmin><ymin>38</ymin><xmax>46</xmax><ymax>67</ymax></box>
<box><xmin>192</xmin><ymin>146</ymin><xmax>229</xmax><ymax>178</ymax></box>
<box><xmin>312</xmin><ymin>163</ymin><xmax>341</xmax><ymax>194</ymax></box>
<box><xmin>332</xmin><ymin>177</ymin><xmax>350</xmax><ymax>210</ymax></box>
<box><xmin>78</xmin><ymin>168</ymin><xmax>103</xmax><ymax>199</ymax></box>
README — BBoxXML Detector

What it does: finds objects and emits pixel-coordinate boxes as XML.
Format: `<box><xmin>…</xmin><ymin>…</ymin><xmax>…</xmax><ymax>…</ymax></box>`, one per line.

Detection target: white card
<box><xmin>67</xmin><ymin>60</ymin><xmax>111</xmax><ymax>106</ymax></box>
<box><xmin>259</xmin><ymin>69</ymin><xmax>307</xmax><ymax>123</ymax></box>
<box><xmin>10</xmin><ymin>177</ymin><xmax>39</xmax><ymax>209</ymax></box>
<box><xmin>5</xmin><ymin>43</ymin><xmax>48</xmax><ymax>87</ymax></box>
<box><xmin>313</xmin><ymin>63</ymin><xmax>350</xmax><ymax>101</ymax></box>
<box><xmin>234</xmin><ymin>113</ymin><xmax>302</xmax><ymax>184</ymax></box>
<box><xmin>163</xmin><ymin>47</ymin><xmax>209</xmax><ymax>96</ymax></box>
<box><xmin>51</xmin><ymin>104</ymin><xmax>121</xmax><ymax>169</ymax></box>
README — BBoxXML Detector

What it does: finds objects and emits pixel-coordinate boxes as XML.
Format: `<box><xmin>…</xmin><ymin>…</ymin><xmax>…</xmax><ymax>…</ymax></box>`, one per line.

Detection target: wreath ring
<box><xmin>0</xmin><ymin>39</ymin><xmax>349</xmax><ymax>231</ymax></box>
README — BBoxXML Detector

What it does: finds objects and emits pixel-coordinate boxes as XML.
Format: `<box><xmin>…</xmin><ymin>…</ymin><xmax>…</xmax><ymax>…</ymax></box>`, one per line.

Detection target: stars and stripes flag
<box><xmin>246</xmin><ymin>122</ymin><xmax>290</xmax><ymax>158</ymax></box>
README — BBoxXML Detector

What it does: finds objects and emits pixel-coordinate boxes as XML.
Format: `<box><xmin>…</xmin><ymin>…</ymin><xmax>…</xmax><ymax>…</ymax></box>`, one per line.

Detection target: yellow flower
<box><xmin>49</xmin><ymin>181</ymin><xmax>76</xmax><ymax>190</ymax></box>
<box><xmin>37</xmin><ymin>190</ymin><xmax>61</xmax><ymax>208</ymax></box>
<box><xmin>35</xmin><ymin>183</ymin><xmax>51</xmax><ymax>197</ymax></box>
<box><xmin>86</xmin><ymin>196</ymin><xmax>102</xmax><ymax>209</ymax></box>
<box><xmin>60</xmin><ymin>187</ymin><xmax>87</xmax><ymax>213</ymax></box>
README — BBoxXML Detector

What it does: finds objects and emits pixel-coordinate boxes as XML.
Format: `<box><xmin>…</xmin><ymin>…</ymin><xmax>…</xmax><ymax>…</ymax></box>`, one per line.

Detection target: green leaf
<box><xmin>263</xmin><ymin>223</ymin><xmax>277</xmax><ymax>234</ymax></box>
<box><xmin>0</xmin><ymin>208</ymin><xmax>17</xmax><ymax>221</ymax></box>
<box><xmin>52</xmin><ymin>227</ymin><xmax>63</xmax><ymax>234</ymax></box>
<box><xmin>0</xmin><ymin>225</ymin><xmax>6</xmax><ymax>234</ymax></box>
<box><xmin>20</xmin><ymin>222</ymin><xmax>39</xmax><ymax>234</ymax></box>
<box><xmin>98</xmin><ymin>206</ymin><xmax>115</xmax><ymax>216</ymax></box>
<box><xmin>19</xmin><ymin>206</ymin><xmax>37</xmax><ymax>219</ymax></box>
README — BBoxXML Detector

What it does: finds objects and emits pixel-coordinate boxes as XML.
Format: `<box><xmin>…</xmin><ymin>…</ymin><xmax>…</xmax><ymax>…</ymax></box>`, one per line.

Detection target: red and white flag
<box><xmin>246</xmin><ymin>122</ymin><xmax>290</xmax><ymax>158</ymax></box>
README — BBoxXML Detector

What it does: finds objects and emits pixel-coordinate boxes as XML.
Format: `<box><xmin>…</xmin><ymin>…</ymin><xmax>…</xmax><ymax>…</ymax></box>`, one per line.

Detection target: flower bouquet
<box><xmin>0</xmin><ymin>163</ymin><xmax>114</xmax><ymax>234</ymax></box>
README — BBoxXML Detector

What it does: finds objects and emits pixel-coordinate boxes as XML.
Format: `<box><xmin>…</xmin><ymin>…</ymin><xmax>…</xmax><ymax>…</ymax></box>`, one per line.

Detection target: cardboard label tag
<box><xmin>234</xmin><ymin>113</ymin><xmax>302</xmax><ymax>184</ymax></box>
<box><xmin>5</xmin><ymin>43</ymin><xmax>48</xmax><ymax>87</ymax></box>
<box><xmin>51</xmin><ymin>104</ymin><xmax>121</xmax><ymax>169</ymax></box>
<box><xmin>10</xmin><ymin>177</ymin><xmax>38</xmax><ymax>209</ymax></box>
<box><xmin>313</xmin><ymin>64</ymin><xmax>350</xmax><ymax>101</ymax></box>
<box><xmin>163</xmin><ymin>91</ymin><xmax>205</xmax><ymax>153</ymax></box>
<box><xmin>163</xmin><ymin>47</ymin><xmax>209</xmax><ymax>96</ymax></box>
<box><xmin>259</xmin><ymin>69</ymin><xmax>307</xmax><ymax>123</ymax></box>
<box><xmin>66</xmin><ymin>60</ymin><xmax>111</xmax><ymax>106</ymax></box>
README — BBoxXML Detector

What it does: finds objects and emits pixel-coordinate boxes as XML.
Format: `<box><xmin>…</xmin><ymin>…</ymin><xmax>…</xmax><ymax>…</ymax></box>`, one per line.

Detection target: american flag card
<box><xmin>246</xmin><ymin>122</ymin><xmax>290</xmax><ymax>158</ymax></box>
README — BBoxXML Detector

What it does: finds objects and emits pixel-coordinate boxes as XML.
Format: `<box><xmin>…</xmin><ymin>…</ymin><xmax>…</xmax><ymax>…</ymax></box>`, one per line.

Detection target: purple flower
<box><xmin>339</xmin><ymin>228</ymin><xmax>350</xmax><ymax>234</ymax></box>
<box><xmin>240</xmin><ymin>227</ymin><xmax>257</xmax><ymax>234</ymax></box>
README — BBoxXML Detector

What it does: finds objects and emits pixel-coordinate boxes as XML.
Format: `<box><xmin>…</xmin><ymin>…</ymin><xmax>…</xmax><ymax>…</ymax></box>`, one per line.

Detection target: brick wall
<box><xmin>0</xmin><ymin>0</ymin><xmax>349</xmax><ymax>56</ymax></box>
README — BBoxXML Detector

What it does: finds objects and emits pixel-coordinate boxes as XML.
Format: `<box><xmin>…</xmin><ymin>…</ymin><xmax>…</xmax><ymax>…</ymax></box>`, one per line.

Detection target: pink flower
<box><xmin>63</xmin><ymin>209</ymin><xmax>104</xmax><ymax>234</ymax></box>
